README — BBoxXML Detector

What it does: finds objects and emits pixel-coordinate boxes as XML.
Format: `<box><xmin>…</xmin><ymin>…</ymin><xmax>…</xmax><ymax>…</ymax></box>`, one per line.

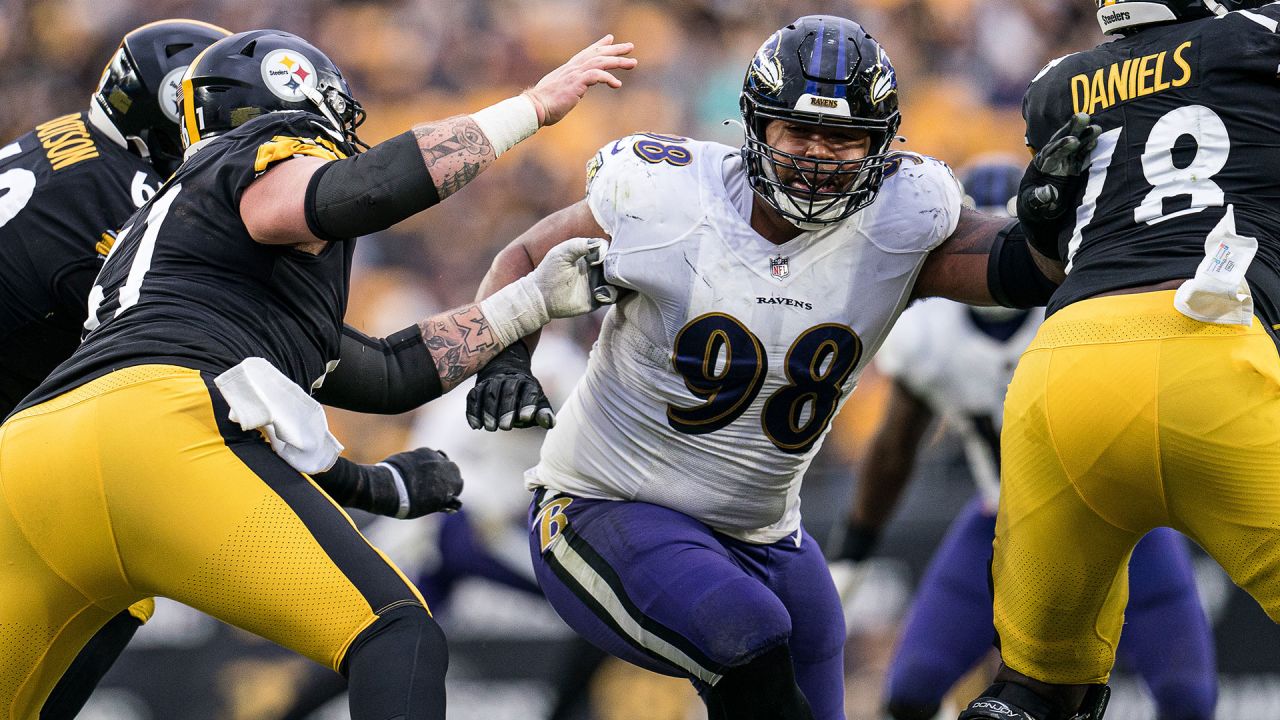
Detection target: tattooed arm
<box><xmin>413</xmin><ymin>117</ymin><xmax>494</xmax><ymax>202</ymax></box>
<box><xmin>241</xmin><ymin>36</ymin><xmax>634</xmax><ymax>247</ymax></box>
<box><xmin>420</xmin><ymin>304</ymin><xmax>502</xmax><ymax>393</ymax></box>
<box><xmin>911</xmin><ymin>207</ymin><xmax>1063</xmax><ymax>304</ymax></box>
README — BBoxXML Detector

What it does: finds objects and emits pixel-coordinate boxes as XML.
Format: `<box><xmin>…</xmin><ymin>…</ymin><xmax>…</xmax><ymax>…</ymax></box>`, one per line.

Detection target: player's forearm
<box><xmin>852</xmin><ymin>384</ymin><xmax>934</xmax><ymax>529</ymax></box>
<box><xmin>853</xmin><ymin>449</ymin><xmax>917</xmax><ymax>531</ymax></box>
<box><xmin>418</xmin><ymin>304</ymin><xmax>504</xmax><ymax>393</ymax></box>
<box><xmin>412</xmin><ymin>115</ymin><xmax>499</xmax><ymax>202</ymax></box>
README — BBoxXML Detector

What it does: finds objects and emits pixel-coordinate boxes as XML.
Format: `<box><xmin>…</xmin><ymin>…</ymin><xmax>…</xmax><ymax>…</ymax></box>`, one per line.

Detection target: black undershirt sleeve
<box><xmin>314</xmin><ymin>324</ymin><xmax>441</xmax><ymax>414</ymax></box>
<box><xmin>987</xmin><ymin>221</ymin><xmax>1059</xmax><ymax>309</ymax></box>
<box><xmin>304</xmin><ymin>131</ymin><xmax>439</xmax><ymax>242</ymax></box>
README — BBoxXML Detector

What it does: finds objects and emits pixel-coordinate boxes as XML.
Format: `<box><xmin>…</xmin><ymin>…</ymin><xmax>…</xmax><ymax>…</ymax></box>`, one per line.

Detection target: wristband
<box><xmin>470</xmin><ymin>95</ymin><xmax>539</xmax><ymax>158</ymax></box>
<box><xmin>376</xmin><ymin>461</ymin><xmax>412</xmax><ymax>519</ymax></box>
<box><xmin>478</xmin><ymin>277</ymin><xmax>549</xmax><ymax>348</ymax></box>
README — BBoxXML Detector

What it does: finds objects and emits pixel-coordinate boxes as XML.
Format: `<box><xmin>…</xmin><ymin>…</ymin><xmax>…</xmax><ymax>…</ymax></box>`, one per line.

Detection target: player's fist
<box><xmin>524</xmin><ymin>35</ymin><xmax>637</xmax><ymax>126</ymax></box>
<box><xmin>467</xmin><ymin>341</ymin><xmax>555</xmax><ymax>431</ymax></box>
<box><xmin>531</xmin><ymin>236</ymin><xmax>614</xmax><ymax>319</ymax></box>
<box><xmin>378</xmin><ymin>447</ymin><xmax>464</xmax><ymax>518</ymax></box>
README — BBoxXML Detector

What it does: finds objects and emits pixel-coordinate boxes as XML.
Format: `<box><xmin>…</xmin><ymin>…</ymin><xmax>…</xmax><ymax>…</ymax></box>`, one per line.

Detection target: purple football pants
<box><xmin>528</xmin><ymin>488</ymin><xmax>847</xmax><ymax>720</ymax></box>
<box><xmin>886</xmin><ymin>497</ymin><xmax>1217</xmax><ymax>720</ymax></box>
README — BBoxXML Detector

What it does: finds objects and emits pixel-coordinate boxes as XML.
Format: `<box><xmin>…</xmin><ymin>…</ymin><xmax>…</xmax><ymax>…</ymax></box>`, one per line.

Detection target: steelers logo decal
<box><xmin>260</xmin><ymin>49</ymin><xmax>319</xmax><ymax>102</ymax></box>
<box><xmin>158</xmin><ymin>65</ymin><xmax>188</xmax><ymax>123</ymax></box>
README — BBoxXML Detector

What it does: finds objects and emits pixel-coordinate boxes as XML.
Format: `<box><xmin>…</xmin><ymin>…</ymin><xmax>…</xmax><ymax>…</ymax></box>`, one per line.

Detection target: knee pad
<box><xmin>886</xmin><ymin>698</ymin><xmax>941</xmax><ymax>720</ymax></box>
<box><xmin>693</xmin><ymin>576</ymin><xmax>791</xmax><ymax>666</ymax></box>
<box><xmin>341</xmin><ymin>603</ymin><xmax>447</xmax><ymax>676</ymax></box>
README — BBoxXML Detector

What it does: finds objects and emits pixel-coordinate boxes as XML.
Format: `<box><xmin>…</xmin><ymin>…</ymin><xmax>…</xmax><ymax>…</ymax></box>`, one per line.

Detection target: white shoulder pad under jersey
<box><xmin>535</xmin><ymin>138</ymin><xmax>963</xmax><ymax>544</ymax></box>
<box><xmin>876</xmin><ymin>299</ymin><xmax>1044</xmax><ymax>425</ymax></box>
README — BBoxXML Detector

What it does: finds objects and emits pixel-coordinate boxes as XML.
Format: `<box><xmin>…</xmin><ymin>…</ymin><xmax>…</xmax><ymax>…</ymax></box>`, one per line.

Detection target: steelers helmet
<box><xmin>1096</xmin><ymin>0</ymin><xmax>1271</xmax><ymax>34</ymax></box>
<box><xmin>93</xmin><ymin>19</ymin><xmax>231</xmax><ymax>176</ymax></box>
<box><xmin>180</xmin><ymin>29</ymin><xmax>365</xmax><ymax>153</ymax></box>
<box><xmin>740</xmin><ymin>15</ymin><xmax>901</xmax><ymax>229</ymax></box>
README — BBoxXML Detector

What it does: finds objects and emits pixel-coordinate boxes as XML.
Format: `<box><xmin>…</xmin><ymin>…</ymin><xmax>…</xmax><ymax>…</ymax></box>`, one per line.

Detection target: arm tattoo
<box><xmin>937</xmin><ymin>207</ymin><xmax>1003</xmax><ymax>257</ymax></box>
<box><xmin>413</xmin><ymin>116</ymin><xmax>496</xmax><ymax>201</ymax></box>
<box><xmin>420</xmin><ymin>304</ymin><xmax>501</xmax><ymax>392</ymax></box>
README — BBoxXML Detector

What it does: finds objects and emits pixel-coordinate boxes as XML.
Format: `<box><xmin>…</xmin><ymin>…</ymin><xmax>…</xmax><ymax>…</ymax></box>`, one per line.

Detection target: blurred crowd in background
<box><xmin>0</xmin><ymin>0</ymin><xmax>1098</xmax><ymax>461</ymax></box>
<box><xmin>9</xmin><ymin>2</ymin><xmax>1277</xmax><ymax>719</ymax></box>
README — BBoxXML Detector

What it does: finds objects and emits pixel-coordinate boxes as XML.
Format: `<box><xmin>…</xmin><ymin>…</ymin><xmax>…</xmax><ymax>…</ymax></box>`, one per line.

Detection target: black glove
<box><xmin>314</xmin><ymin>450</ymin><xmax>463</xmax><ymax>518</ymax></box>
<box><xmin>836</xmin><ymin>522</ymin><xmax>881</xmax><ymax>563</ymax></box>
<box><xmin>1017</xmin><ymin>112</ymin><xmax>1101</xmax><ymax>260</ymax></box>
<box><xmin>466</xmin><ymin>341</ymin><xmax>554</xmax><ymax>431</ymax></box>
<box><xmin>378</xmin><ymin>447</ymin><xmax>463</xmax><ymax>517</ymax></box>
<box><xmin>1020</xmin><ymin>112</ymin><xmax>1101</xmax><ymax>221</ymax></box>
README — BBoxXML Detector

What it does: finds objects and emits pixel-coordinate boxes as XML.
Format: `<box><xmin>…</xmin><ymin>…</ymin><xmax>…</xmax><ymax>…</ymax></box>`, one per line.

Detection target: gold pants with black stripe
<box><xmin>996</xmin><ymin>290</ymin><xmax>1280</xmax><ymax>684</ymax></box>
<box><xmin>0</xmin><ymin>365</ymin><xmax>425</xmax><ymax>719</ymax></box>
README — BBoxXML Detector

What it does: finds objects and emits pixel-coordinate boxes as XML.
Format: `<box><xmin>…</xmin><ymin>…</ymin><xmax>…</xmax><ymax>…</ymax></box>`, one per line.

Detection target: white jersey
<box><xmin>529</xmin><ymin>133</ymin><xmax>963</xmax><ymax>543</ymax></box>
<box><xmin>875</xmin><ymin>299</ymin><xmax>1044</xmax><ymax>506</ymax></box>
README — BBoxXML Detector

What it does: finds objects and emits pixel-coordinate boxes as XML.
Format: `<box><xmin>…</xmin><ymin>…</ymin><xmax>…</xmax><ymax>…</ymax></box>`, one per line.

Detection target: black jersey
<box><xmin>25</xmin><ymin>111</ymin><xmax>355</xmax><ymax>411</ymax></box>
<box><xmin>0</xmin><ymin>111</ymin><xmax>160</xmax><ymax>416</ymax></box>
<box><xmin>1023</xmin><ymin>6</ymin><xmax>1280</xmax><ymax>322</ymax></box>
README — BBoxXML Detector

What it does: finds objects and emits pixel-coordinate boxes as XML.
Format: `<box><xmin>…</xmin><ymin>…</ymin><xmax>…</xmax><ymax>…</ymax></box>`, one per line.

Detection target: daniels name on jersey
<box><xmin>530</xmin><ymin>133</ymin><xmax>962</xmax><ymax>543</ymax></box>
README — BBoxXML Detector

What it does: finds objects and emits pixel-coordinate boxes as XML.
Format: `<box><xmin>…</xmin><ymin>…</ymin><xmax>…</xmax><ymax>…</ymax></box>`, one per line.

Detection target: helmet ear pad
<box><xmin>180</xmin><ymin>29</ymin><xmax>366</xmax><ymax>152</ymax></box>
<box><xmin>739</xmin><ymin>15</ymin><xmax>901</xmax><ymax>229</ymax></box>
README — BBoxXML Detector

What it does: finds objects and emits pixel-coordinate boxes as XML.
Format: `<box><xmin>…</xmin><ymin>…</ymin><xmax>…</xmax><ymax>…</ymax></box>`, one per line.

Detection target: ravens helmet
<box><xmin>1096</xmin><ymin>0</ymin><xmax>1271</xmax><ymax>34</ymax></box>
<box><xmin>740</xmin><ymin>15</ymin><xmax>901</xmax><ymax>229</ymax></box>
<box><xmin>180</xmin><ymin>30</ymin><xmax>366</xmax><ymax>154</ymax></box>
<box><xmin>960</xmin><ymin>159</ymin><xmax>1022</xmax><ymax>218</ymax></box>
<box><xmin>92</xmin><ymin>19</ymin><xmax>231</xmax><ymax>176</ymax></box>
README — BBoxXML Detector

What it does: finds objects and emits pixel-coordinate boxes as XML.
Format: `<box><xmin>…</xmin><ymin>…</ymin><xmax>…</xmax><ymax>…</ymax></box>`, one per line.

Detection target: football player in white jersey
<box><xmin>835</xmin><ymin>161</ymin><xmax>1216</xmax><ymax>720</ymax></box>
<box><xmin>466</xmin><ymin>16</ymin><xmax>1070</xmax><ymax>720</ymax></box>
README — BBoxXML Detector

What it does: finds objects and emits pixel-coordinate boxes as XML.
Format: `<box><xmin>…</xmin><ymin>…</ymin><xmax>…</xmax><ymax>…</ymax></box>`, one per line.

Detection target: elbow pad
<box><xmin>987</xmin><ymin>221</ymin><xmax>1058</xmax><ymax>309</ymax></box>
<box><xmin>314</xmin><ymin>325</ymin><xmax>442</xmax><ymax>414</ymax></box>
<box><xmin>304</xmin><ymin>131</ymin><xmax>440</xmax><ymax>241</ymax></box>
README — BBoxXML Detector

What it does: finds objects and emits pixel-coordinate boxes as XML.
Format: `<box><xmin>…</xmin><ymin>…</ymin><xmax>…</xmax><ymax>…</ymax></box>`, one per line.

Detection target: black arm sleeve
<box><xmin>314</xmin><ymin>324</ymin><xmax>442</xmax><ymax>414</ymax></box>
<box><xmin>304</xmin><ymin>131</ymin><xmax>440</xmax><ymax>241</ymax></box>
<box><xmin>987</xmin><ymin>221</ymin><xmax>1059</xmax><ymax>309</ymax></box>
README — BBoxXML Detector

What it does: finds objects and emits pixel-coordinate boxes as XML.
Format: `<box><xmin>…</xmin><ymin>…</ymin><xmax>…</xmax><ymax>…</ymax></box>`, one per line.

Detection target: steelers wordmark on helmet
<box><xmin>261</xmin><ymin>49</ymin><xmax>320</xmax><ymax>103</ymax></box>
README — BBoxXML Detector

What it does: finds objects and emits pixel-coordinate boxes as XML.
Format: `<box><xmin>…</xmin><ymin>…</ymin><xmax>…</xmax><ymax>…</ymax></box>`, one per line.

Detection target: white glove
<box><xmin>480</xmin><ymin>237</ymin><xmax>612</xmax><ymax>347</ymax></box>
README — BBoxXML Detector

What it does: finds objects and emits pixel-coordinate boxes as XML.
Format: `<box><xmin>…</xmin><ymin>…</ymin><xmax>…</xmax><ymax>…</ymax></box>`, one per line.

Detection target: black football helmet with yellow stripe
<box><xmin>180</xmin><ymin>30</ymin><xmax>365</xmax><ymax>154</ymax></box>
<box><xmin>93</xmin><ymin>19</ymin><xmax>230</xmax><ymax>176</ymax></box>
<box><xmin>1096</xmin><ymin>0</ymin><xmax>1271</xmax><ymax>34</ymax></box>
<box><xmin>739</xmin><ymin>16</ymin><xmax>901</xmax><ymax>230</ymax></box>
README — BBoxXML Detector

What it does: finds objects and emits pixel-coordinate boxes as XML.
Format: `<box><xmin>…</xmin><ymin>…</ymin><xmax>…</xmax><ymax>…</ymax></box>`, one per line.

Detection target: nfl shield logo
<box><xmin>770</xmin><ymin>255</ymin><xmax>789</xmax><ymax>280</ymax></box>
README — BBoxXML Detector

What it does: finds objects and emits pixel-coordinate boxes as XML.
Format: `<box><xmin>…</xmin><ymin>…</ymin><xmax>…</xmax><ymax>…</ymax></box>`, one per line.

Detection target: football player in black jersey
<box><xmin>0</xmin><ymin>27</ymin><xmax>632</xmax><ymax>720</ymax></box>
<box><xmin>0</xmin><ymin>21</ymin><xmax>227</xmax><ymax>720</ymax></box>
<box><xmin>2</xmin><ymin>21</ymin><xmax>479</xmax><ymax>720</ymax></box>
<box><xmin>959</xmin><ymin>2</ymin><xmax>1280</xmax><ymax>719</ymax></box>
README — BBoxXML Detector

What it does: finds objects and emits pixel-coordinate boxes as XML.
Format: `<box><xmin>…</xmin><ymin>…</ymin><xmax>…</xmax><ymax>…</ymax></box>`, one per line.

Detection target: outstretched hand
<box><xmin>524</xmin><ymin>35</ymin><xmax>638</xmax><ymax>126</ymax></box>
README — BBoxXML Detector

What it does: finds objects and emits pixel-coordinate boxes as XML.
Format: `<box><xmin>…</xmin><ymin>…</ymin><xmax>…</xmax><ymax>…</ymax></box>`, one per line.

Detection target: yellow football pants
<box><xmin>995</xmin><ymin>290</ymin><xmax>1280</xmax><ymax>684</ymax></box>
<box><xmin>0</xmin><ymin>365</ymin><xmax>425</xmax><ymax>719</ymax></box>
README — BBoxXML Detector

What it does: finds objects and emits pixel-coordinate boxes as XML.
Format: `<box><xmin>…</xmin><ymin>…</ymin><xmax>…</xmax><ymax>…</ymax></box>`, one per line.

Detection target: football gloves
<box><xmin>314</xmin><ymin>450</ymin><xmax>463</xmax><ymax>518</ymax></box>
<box><xmin>466</xmin><ymin>340</ymin><xmax>554</xmax><ymax>431</ymax></box>
<box><xmin>1019</xmin><ymin>112</ymin><xmax>1100</xmax><ymax>224</ymax></box>
<box><xmin>1017</xmin><ymin>113</ymin><xmax>1101</xmax><ymax>261</ymax></box>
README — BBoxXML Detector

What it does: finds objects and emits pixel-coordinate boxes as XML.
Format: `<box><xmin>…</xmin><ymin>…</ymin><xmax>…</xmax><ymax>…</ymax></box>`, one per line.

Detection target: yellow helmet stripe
<box><xmin>181</xmin><ymin>43</ymin><xmax>217</xmax><ymax>146</ymax></box>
